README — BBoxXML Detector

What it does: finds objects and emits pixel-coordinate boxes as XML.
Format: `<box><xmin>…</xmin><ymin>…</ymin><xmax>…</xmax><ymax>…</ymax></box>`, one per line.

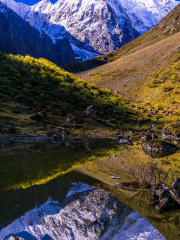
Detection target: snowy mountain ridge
<box><xmin>0</xmin><ymin>0</ymin><xmax>178</xmax><ymax>61</ymax></box>
<box><xmin>0</xmin><ymin>183</ymin><xmax>165</xmax><ymax>240</ymax></box>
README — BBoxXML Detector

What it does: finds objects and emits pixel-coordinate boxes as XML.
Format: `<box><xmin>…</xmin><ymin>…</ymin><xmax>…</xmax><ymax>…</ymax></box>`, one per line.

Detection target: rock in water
<box><xmin>142</xmin><ymin>140</ymin><xmax>178</xmax><ymax>157</ymax></box>
<box><xmin>150</xmin><ymin>179</ymin><xmax>180</xmax><ymax>213</ymax></box>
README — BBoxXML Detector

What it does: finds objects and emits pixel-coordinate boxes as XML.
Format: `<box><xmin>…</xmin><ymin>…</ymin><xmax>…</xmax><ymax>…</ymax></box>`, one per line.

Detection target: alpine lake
<box><xmin>0</xmin><ymin>136</ymin><xmax>180</xmax><ymax>240</ymax></box>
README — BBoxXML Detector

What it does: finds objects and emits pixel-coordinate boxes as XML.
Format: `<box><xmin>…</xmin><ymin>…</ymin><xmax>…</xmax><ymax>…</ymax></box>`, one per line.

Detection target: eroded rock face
<box><xmin>0</xmin><ymin>183</ymin><xmax>165</xmax><ymax>240</ymax></box>
<box><xmin>142</xmin><ymin>140</ymin><xmax>178</xmax><ymax>157</ymax></box>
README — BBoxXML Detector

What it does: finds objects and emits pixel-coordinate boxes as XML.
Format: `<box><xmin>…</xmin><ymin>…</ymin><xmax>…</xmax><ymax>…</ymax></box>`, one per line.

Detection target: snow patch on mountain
<box><xmin>109</xmin><ymin>0</ymin><xmax>179</xmax><ymax>34</ymax></box>
<box><xmin>0</xmin><ymin>182</ymin><xmax>165</xmax><ymax>240</ymax></box>
<box><xmin>66</xmin><ymin>182</ymin><xmax>95</xmax><ymax>197</ymax></box>
<box><xmin>110</xmin><ymin>211</ymin><xmax>165</xmax><ymax>240</ymax></box>
<box><xmin>30</xmin><ymin>0</ymin><xmax>53</xmax><ymax>14</ymax></box>
<box><xmin>71</xmin><ymin>44</ymin><xmax>100</xmax><ymax>61</ymax></box>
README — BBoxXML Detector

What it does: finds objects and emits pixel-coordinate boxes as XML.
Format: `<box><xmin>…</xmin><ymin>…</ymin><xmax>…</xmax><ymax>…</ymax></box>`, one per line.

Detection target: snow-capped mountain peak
<box><xmin>31</xmin><ymin>0</ymin><xmax>53</xmax><ymax>14</ymax></box>
<box><xmin>0</xmin><ymin>0</ymin><xmax>178</xmax><ymax>61</ymax></box>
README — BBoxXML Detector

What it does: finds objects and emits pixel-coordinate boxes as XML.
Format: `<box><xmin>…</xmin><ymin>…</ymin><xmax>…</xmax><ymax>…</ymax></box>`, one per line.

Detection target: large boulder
<box><xmin>86</xmin><ymin>107</ymin><xmax>99</xmax><ymax>115</ymax></box>
<box><xmin>142</xmin><ymin>140</ymin><xmax>178</xmax><ymax>157</ymax></box>
<box><xmin>30</xmin><ymin>111</ymin><xmax>47</xmax><ymax>121</ymax></box>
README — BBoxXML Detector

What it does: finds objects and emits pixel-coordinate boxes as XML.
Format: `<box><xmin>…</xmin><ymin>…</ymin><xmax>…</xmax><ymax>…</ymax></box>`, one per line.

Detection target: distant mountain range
<box><xmin>0</xmin><ymin>0</ymin><xmax>178</xmax><ymax>61</ymax></box>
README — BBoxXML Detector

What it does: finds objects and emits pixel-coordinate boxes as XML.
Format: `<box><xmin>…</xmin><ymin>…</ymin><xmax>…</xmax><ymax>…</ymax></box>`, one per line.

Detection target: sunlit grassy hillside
<box><xmin>77</xmin><ymin>35</ymin><xmax>180</xmax><ymax>113</ymax></box>
<box><xmin>78</xmin><ymin>32</ymin><xmax>180</xmax><ymax>104</ymax></box>
<box><xmin>0</xmin><ymin>52</ymin><xmax>127</xmax><ymax>114</ymax></box>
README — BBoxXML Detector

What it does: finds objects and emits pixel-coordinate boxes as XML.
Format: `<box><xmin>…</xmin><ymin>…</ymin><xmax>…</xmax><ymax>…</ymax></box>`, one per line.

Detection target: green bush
<box><xmin>161</xmin><ymin>83</ymin><xmax>174</xmax><ymax>92</ymax></box>
<box><xmin>154</xmin><ymin>103</ymin><xmax>164</xmax><ymax>109</ymax></box>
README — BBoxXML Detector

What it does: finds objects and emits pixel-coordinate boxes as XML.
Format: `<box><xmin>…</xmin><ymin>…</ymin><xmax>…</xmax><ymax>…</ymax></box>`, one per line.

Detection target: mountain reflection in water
<box><xmin>0</xmin><ymin>139</ymin><xmax>180</xmax><ymax>240</ymax></box>
<box><xmin>0</xmin><ymin>182</ymin><xmax>164</xmax><ymax>240</ymax></box>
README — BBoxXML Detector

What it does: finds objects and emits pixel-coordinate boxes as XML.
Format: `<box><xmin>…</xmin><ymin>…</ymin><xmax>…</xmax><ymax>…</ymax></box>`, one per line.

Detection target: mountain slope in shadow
<box><xmin>0</xmin><ymin>2</ymin><xmax>75</xmax><ymax>66</ymax></box>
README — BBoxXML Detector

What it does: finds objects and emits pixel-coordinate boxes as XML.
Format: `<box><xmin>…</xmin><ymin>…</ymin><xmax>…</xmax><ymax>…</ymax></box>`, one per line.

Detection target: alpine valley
<box><xmin>1</xmin><ymin>1</ymin><xmax>180</xmax><ymax>240</ymax></box>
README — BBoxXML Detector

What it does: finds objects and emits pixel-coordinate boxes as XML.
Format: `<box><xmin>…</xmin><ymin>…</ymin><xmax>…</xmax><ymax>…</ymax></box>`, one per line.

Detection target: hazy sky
<box><xmin>14</xmin><ymin>0</ymin><xmax>57</xmax><ymax>5</ymax></box>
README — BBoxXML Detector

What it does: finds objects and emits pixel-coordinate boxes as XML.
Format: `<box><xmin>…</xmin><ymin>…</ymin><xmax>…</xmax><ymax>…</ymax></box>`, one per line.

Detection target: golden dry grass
<box><xmin>77</xmin><ymin>32</ymin><xmax>180</xmax><ymax>107</ymax></box>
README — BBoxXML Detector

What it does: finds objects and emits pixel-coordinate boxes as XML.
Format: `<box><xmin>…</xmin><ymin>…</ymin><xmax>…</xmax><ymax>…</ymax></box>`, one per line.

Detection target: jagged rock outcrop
<box><xmin>0</xmin><ymin>1</ymin><xmax>75</xmax><ymax>66</ymax></box>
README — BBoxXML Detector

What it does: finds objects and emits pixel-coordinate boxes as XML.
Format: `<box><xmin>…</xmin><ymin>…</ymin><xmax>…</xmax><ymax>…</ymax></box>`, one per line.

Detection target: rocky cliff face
<box><xmin>0</xmin><ymin>1</ymin><xmax>75</xmax><ymax>66</ymax></box>
<box><xmin>1</xmin><ymin>183</ymin><xmax>165</xmax><ymax>240</ymax></box>
<box><xmin>0</xmin><ymin>0</ymin><xmax>178</xmax><ymax>61</ymax></box>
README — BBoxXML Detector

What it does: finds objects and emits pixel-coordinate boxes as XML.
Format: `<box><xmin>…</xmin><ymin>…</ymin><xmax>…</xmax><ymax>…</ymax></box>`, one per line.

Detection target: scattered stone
<box><xmin>141</xmin><ymin>135</ymin><xmax>152</xmax><ymax>142</ymax></box>
<box><xmin>118</xmin><ymin>135</ymin><xmax>130</xmax><ymax>140</ymax></box>
<box><xmin>162</xmin><ymin>128</ymin><xmax>180</xmax><ymax>140</ymax></box>
<box><xmin>83</xmin><ymin>212</ymin><xmax>97</xmax><ymax>223</ymax></box>
<box><xmin>119</xmin><ymin>139</ymin><xmax>130</xmax><ymax>145</ymax></box>
<box><xmin>66</xmin><ymin>115</ymin><xmax>85</xmax><ymax>124</ymax></box>
<box><xmin>113</xmin><ymin>181</ymin><xmax>139</xmax><ymax>190</ymax></box>
<box><xmin>74</xmin><ymin>115</ymin><xmax>85</xmax><ymax>124</ymax></box>
<box><xmin>45</xmin><ymin>129</ymin><xmax>61</xmax><ymax>141</ymax></box>
<box><xmin>112</xmin><ymin>184</ymin><xmax>120</xmax><ymax>188</ymax></box>
<box><xmin>66</xmin><ymin>117</ymin><xmax>73</xmax><ymax>123</ymax></box>
<box><xmin>86</xmin><ymin>107</ymin><xmax>99</xmax><ymax>115</ymax></box>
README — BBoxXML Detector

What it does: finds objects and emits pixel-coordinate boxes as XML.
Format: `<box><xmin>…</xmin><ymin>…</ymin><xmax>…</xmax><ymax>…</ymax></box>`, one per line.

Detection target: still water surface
<box><xmin>0</xmin><ymin>139</ymin><xmax>179</xmax><ymax>240</ymax></box>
